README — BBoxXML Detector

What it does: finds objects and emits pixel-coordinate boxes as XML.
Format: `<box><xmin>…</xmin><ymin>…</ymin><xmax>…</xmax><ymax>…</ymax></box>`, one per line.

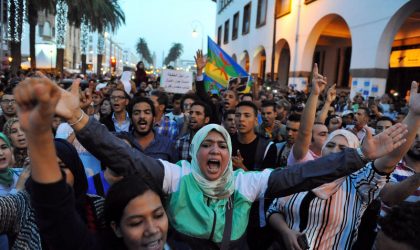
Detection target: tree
<box><xmin>8</xmin><ymin>0</ymin><xmax>25</xmax><ymax>75</ymax></box>
<box><xmin>27</xmin><ymin>0</ymin><xmax>54</xmax><ymax>70</ymax></box>
<box><xmin>77</xmin><ymin>0</ymin><xmax>125</xmax><ymax>75</ymax></box>
<box><xmin>136</xmin><ymin>38</ymin><xmax>153</xmax><ymax>65</ymax></box>
<box><xmin>164</xmin><ymin>43</ymin><xmax>183</xmax><ymax>66</ymax></box>
<box><xmin>55</xmin><ymin>0</ymin><xmax>125</xmax><ymax>76</ymax></box>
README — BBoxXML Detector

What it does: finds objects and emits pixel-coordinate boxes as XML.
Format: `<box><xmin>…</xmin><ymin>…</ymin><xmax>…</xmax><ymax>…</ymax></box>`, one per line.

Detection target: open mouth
<box><xmin>138</xmin><ymin>121</ymin><xmax>148</xmax><ymax>130</ymax></box>
<box><xmin>18</xmin><ymin>139</ymin><xmax>26</xmax><ymax>144</ymax></box>
<box><xmin>207</xmin><ymin>159</ymin><xmax>220</xmax><ymax>173</ymax></box>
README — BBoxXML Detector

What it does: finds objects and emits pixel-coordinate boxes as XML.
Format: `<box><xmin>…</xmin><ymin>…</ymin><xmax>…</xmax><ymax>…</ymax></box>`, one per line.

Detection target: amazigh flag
<box><xmin>204</xmin><ymin>37</ymin><xmax>252</xmax><ymax>94</ymax></box>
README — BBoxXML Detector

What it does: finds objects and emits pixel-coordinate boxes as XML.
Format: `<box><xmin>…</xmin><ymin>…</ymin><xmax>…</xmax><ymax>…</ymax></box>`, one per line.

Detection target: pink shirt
<box><xmin>287</xmin><ymin>145</ymin><xmax>320</xmax><ymax>166</ymax></box>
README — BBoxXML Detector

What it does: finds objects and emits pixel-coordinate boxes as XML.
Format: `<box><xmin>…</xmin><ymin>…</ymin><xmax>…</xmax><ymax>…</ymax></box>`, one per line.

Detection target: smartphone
<box><xmin>297</xmin><ymin>234</ymin><xmax>310</xmax><ymax>250</ymax></box>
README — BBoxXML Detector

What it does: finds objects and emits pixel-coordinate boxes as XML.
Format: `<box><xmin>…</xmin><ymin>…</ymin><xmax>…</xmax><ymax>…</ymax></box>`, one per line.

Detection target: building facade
<box><xmin>216</xmin><ymin>0</ymin><xmax>420</xmax><ymax>98</ymax></box>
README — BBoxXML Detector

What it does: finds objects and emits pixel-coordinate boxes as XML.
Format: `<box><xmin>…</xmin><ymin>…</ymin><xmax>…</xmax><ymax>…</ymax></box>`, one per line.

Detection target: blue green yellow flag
<box><xmin>204</xmin><ymin>37</ymin><xmax>252</xmax><ymax>94</ymax></box>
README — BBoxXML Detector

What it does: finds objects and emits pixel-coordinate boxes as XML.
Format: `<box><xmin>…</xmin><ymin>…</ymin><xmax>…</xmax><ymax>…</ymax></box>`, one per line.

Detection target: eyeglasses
<box><xmin>0</xmin><ymin>99</ymin><xmax>15</xmax><ymax>105</ymax></box>
<box><xmin>110</xmin><ymin>96</ymin><xmax>126</xmax><ymax>101</ymax></box>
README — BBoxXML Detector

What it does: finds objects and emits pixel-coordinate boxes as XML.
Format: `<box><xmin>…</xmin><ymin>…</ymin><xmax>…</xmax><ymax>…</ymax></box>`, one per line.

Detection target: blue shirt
<box><xmin>112</xmin><ymin>112</ymin><xmax>131</xmax><ymax>133</ymax></box>
<box><xmin>131</xmin><ymin>130</ymin><xmax>178</xmax><ymax>163</ymax></box>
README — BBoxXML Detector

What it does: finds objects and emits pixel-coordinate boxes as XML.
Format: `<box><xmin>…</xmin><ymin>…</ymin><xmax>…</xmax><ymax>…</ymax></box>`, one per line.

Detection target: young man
<box><xmin>222</xmin><ymin>109</ymin><xmax>236</xmax><ymax>135</ymax></box>
<box><xmin>0</xmin><ymin>87</ymin><xmax>17</xmax><ymax>131</ymax></box>
<box><xmin>129</xmin><ymin>96</ymin><xmax>178</xmax><ymax>162</ymax></box>
<box><xmin>150</xmin><ymin>90</ymin><xmax>179</xmax><ymax>140</ymax></box>
<box><xmin>166</xmin><ymin>93</ymin><xmax>184</xmax><ymax>134</ymax></box>
<box><xmin>101</xmin><ymin>88</ymin><xmax>130</xmax><ymax>132</ymax></box>
<box><xmin>375</xmin><ymin>116</ymin><xmax>395</xmax><ymax>135</ymax></box>
<box><xmin>346</xmin><ymin>106</ymin><xmax>375</xmax><ymax>141</ymax></box>
<box><xmin>288</xmin><ymin>72</ymin><xmax>331</xmax><ymax>165</ymax></box>
<box><xmin>175</xmin><ymin>100</ymin><xmax>211</xmax><ymax>161</ymax></box>
<box><xmin>256</xmin><ymin>100</ymin><xmax>285</xmax><ymax>142</ymax></box>
<box><xmin>231</xmin><ymin>101</ymin><xmax>277</xmax><ymax>171</ymax></box>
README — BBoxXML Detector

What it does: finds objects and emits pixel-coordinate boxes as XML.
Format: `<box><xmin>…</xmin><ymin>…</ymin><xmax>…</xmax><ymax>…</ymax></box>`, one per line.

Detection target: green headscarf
<box><xmin>189</xmin><ymin>124</ymin><xmax>235</xmax><ymax>199</ymax></box>
<box><xmin>0</xmin><ymin>132</ymin><xmax>13</xmax><ymax>186</ymax></box>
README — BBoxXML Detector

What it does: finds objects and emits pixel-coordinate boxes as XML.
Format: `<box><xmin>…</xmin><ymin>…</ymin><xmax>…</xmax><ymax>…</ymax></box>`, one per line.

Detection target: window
<box><xmin>232</xmin><ymin>12</ymin><xmax>239</xmax><ymax>40</ymax></box>
<box><xmin>276</xmin><ymin>0</ymin><xmax>292</xmax><ymax>18</ymax></box>
<box><xmin>217</xmin><ymin>25</ymin><xmax>222</xmax><ymax>45</ymax></box>
<box><xmin>256</xmin><ymin>0</ymin><xmax>267</xmax><ymax>27</ymax></box>
<box><xmin>43</xmin><ymin>21</ymin><xmax>52</xmax><ymax>37</ymax></box>
<box><xmin>242</xmin><ymin>2</ymin><xmax>251</xmax><ymax>35</ymax></box>
<box><xmin>224</xmin><ymin>19</ymin><xmax>230</xmax><ymax>44</ymax></box>
<box><xmin>218</xmin><ymin>0</ymin><xmax>233</xmax><ymax>13</ymax></box>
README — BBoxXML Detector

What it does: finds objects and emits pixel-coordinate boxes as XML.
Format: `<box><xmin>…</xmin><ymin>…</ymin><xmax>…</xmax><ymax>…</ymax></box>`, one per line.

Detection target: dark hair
<box><xmin>376</xmin><ymin>116</ymin><xmax>395</xmax><ymax>125</ymax></box>
<box><xmin>224</xmin><ymin>89</ymin><xmax>239</xmax><ymax>101</ymax></box>
<box><xmin>325</xmin><ymin>114</ymin><xmax>341</xmax><ymax>126</ymax></box>
<box><xmin>236</xmin><ymin>101</ymin><xmax>258</xmax><ymax>117</ymax></box>
<box><xmin>111</xmin><ymin>88</ymin><xmax>131</xmax><ymax>101</ymax></box>
<box><xmin>172</xmin><ymin>93</ymin><xmax>183</xmax><ymax>103</ymax></box>
<box><xmin>104</xmin><ymin>174</ymin><xmax>165</xmax><ymax>226</ymax></box>
<box><xmin>358</xmin><ymin>107</ymin><xmax>370</xmax><ymax>116</ymax></box>
<box><xmin>130</xmin><ymin>96</ymin><xmax>156</xmax><ymax>117</ymax></box>
<box><xmin>223</xmin><ymin>109</ymin><xmax>236</xmax><ymax>120</ymax></box>
<box><xmin>378</xmin><ymin>201</ymin><xmax>420</xmax><ymax>249</ymax></box>
<box><xmin>261</xmin><ymin>100</ymin><xmax>277</xmax><ymax>111</ymax></box>
<box><xmin>3</xmin><ymin>86</ymin><xmax>14</xmax><ymax>96</ymax></box>
<box><xmin>151</xmin><ymin>90</ymin><xmax>168</xmax><ymax>110</ymax></box>
<box><xmin>277</xmin><ymin>99</ymin><xmax>291</xmax><ymax>111</ymax></box>
<box><xmin>180</xmin><ymin>93</ymin><xmax>198</xmax><ymax>112</ymax></box>
<box><xmin>287</xmin><ymin>114</ymin><xmax>301</xmax><ymax>123</ymax></box>
<box><xmin>191</xmin><ymin>100</ymin><xmax>211</xmax><ymax>118</ymax></box>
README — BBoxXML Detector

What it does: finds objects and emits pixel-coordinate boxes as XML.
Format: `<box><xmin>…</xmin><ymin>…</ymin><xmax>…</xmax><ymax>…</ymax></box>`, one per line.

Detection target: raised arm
<box><xmin>292</xmin><ymin>64</ymin><xmax>327</xmax><ymax>160</ymax></box>
<box><xmin>315</xmin><ymin>84</ymin><xmax>336</xmax><ymax>124</ymax></box>
<box><xmin>14</xmin><ymin>77</ymin><xmax>98</xmax><ymax>249</ymax></box>
<box><xmin>374</xmin><ymin>81</ymin><xmax>420</xmax><ymax>173</ymax></box>
<box><xmin>54</xmin><ymin>79</ymin><xmax>165</xmax><ymax>181</ymax></box>
<box><xmin>266</xmin><ymin>122</ymin><xmax>408</xmax><ymax>198</ymax></box>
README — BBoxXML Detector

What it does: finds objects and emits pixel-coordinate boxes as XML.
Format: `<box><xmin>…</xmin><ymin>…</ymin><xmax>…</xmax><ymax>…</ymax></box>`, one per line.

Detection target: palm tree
<box><xmin>136</xmin><ymin>38</ymin><xmax>153</xmax><ymax>65</ymax></box>
<box><xmin>164</xmin><ymin>43</ymin><xmax>183</xmax><ymax>66</ymax></box>
<box><xmin>8</xmin><ymin>0</ymin><xmax>25</xmax><ymax>75</ymax></box>
<box><xmin>78</xmin><ymin>0</ymin><xmax>125</xmax><ymax>75</ymax></box>
<box><xmin>55</xmin><ymin>0</ymin><xmax>125</xmax><ymax>77</ymax></box>
<box><xmin>27</xmin><ymin>0</ymin><xmax>54</xmax><ymax>70</ymax></box>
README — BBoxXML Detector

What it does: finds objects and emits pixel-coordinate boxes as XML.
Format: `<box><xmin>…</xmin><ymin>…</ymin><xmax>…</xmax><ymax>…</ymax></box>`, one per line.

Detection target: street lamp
<box><xmin>8</xmin><ymin>57</ymin><xmax>12</xmax><ymax>63</ymax></box>
<box><xmin>191</xmin><ymin>20</ymin><xmax>204</xmax><ymax>51</ymax></box>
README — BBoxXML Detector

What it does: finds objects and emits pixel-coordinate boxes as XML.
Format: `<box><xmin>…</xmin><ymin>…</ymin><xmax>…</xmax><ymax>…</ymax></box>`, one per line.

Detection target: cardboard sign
<box><xmin>160</xmin><ymin>69</ymin><xmax>193</xmax><ymax>93</ymax></box>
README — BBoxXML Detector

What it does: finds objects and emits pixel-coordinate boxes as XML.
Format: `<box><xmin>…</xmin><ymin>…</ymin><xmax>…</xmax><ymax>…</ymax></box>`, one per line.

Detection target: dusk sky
<box><xmin>115</xmin><ymin>0</ymin><xmax>217</xmax><ymax>67</ymax></box>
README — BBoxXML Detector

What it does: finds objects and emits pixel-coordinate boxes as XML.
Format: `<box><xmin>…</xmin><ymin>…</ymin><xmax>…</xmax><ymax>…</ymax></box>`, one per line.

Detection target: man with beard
<box><xmin>0</xmin><ymin>87</ymin><xmax>17</xmax><ymax>132</ymax></box>
<box><xmin>175</xmin><ymin>100</ymin><xmax>210</xmax><ymax>161</ymax></box>
<box><xmin>128</xmin><ymin>96</ymin><xmax>178</xmax><ymax>162</ymax></box>
<box><xmin>379</xmin><ymin>129</ymin><xmax>420</xmax><ymax>209</ymax></box>
<box><xmin>256</xmin><ymin>100</ymin><xmax>285</xmax><ymax>142</ymax></box>
<box><xmin>101</xmin><ymin>88</ymin><xmax>130</xmax><ymax>132</ymax></box>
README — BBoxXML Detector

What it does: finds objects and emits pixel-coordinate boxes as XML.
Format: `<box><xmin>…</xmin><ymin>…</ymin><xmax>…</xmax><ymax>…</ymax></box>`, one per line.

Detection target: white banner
<box><xmin>160</xmin><ymin>69</ymin><xmax>193</xmax><ymax>94</ymax></box>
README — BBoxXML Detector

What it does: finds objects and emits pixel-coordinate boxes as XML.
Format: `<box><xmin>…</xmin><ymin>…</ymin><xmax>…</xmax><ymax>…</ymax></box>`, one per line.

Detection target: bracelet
<box><xmin>356</xmin><ymin>147</ymin><xmax>371</xmax><ymax>164</ymax></box>
<box><xmin>68</xmin><ymin>111</ymin><xmax>85</xmax><ymax>126</ymax></box>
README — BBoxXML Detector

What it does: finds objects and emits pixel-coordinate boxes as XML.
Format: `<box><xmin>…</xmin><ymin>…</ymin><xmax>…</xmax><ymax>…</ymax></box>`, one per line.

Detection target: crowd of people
<box><xmin>0</xmin><ymin>51</ymin><xmax>418</xmax><ymax>250</ymax></box>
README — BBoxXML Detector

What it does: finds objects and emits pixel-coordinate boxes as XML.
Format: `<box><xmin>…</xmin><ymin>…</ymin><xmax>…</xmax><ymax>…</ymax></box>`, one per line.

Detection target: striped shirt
<box><xmin>267</xmin><ymin>163</ymin><xmax>386</xmax><ymax>250</ymax></box>
<box><xmin>380</xmin><ymin>159</ymin><xmax>419</xmax><ymax>216</ymax></box>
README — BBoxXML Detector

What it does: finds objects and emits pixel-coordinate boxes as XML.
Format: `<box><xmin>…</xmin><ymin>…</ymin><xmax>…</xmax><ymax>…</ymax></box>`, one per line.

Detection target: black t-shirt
<box><xmin>231</xmin><ymin>136</ymin><xmax>277</xmax><ymax>171</ymax></box>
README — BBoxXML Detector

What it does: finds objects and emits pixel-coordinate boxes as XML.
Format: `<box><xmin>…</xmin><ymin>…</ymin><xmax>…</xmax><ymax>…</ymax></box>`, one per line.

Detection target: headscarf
<box><xmin>313</xmin><ymin>129</ymin><xmax>360</xmax><ymax>199</ymax></box>
<box><xmin>54</xmin><ymin>138</ymin><xmax>88</xmax><ymax>199</ymax></box>
<box><xmin>0</xmin><ymin>132</ymin><xmax>13</xmax><ymax>186</ymax></box>
<box><xmin>189</xmin><ymin>124</ymin><xmax>234</xmax><ymax>199</ymax></box>
<box><xmin>3</xmin><ymin>117</ymin><xmax>28</xmax><ymax>167</ymax></box>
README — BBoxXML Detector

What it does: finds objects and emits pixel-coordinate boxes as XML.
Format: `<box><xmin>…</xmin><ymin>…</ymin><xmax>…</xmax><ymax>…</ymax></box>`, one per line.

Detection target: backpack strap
<box><xmin>220</xmin><ymin>192</ymin><xmax>235</xmax><ymax>250</ymax></box>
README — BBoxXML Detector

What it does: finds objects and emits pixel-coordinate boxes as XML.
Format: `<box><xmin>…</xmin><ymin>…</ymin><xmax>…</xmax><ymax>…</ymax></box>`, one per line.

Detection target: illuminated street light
<box><xmin>8</xmin><ymin>57</ymin><xmax>12</xmax><ymax>63</ymax></box>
